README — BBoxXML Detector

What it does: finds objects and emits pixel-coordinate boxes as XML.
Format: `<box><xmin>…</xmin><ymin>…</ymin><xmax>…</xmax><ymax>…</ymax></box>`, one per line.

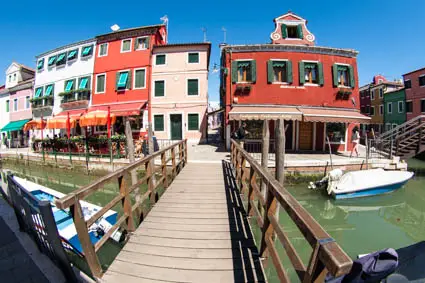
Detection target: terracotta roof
<box><xmin>16</xmin><ymin>62</ymin><xmax>35</xmax><ymax>73</ymax></box>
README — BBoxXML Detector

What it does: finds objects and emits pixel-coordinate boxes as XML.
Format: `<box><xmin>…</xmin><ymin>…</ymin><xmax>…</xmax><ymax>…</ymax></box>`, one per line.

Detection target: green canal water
<box><xmin>2</xmin><ymin>159</ymin><xmax>425</xmax><ymax>281</ymax></box>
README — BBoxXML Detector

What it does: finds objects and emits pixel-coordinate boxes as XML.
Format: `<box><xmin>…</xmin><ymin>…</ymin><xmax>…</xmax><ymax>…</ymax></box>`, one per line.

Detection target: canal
<box><xmin>2</xmin><ymin>158</ymin><xmax>425</xmax><ymax>281</ymax></box>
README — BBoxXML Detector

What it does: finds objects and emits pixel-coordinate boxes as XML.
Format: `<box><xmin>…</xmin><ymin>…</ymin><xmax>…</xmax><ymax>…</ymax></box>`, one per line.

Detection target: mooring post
<box><xmin>274</xmin><ymin>118</ymin><xmax>285</xmax><ymax>241</ymax></box>
<box><xmin>260</xmin><ymin>120</ymin><xmax>269</xmax><ymax>213</ymax></box>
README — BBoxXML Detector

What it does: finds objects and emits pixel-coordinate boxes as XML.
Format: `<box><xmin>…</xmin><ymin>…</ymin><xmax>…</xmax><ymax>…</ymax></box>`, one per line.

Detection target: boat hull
<box><xmin>333</xmin><ymin>179</ymin><xmax>410</xmax><ymax>200</ymax></box>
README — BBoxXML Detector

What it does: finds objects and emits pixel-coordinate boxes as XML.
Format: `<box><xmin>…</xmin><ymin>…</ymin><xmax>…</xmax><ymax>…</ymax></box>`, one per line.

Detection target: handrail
<box><xmin>380</xmin><ymin>115</ymin><xmax>425</xmax><ymax>140</ymax></box>
<box><xmin>55</xmin><ymin>139</ymin><xmax>187</xmax><ymax>279</ymax></box>
<box><xmin>231</xmin><ymin>139</ymin><xmax>352</xmax><ymax>282</ymax></box>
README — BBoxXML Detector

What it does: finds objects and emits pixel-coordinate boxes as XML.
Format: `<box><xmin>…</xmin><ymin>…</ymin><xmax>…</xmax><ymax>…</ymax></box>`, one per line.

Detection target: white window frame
<box><xmin>392</xmin><ymin>123</ymin><xmax>397</xmax><ymax>129</ymax></box>
<box><xmin>186</xmin><ymin>78</ymin><xmax>200</xmax><ymax>96</ymax></box>
<box><xmin>187</xmin><ymin>52</ymin><xmax>200</xmax><ymax>64</ymax></box>
<box><xmin>234</xmin><ymin>59</ymin><xmax>254</xmax><ymax>84</ymax></box>
<box><xmin>25</xmin><ymin>96</ymin><xmax>30</xmax><ymax>109</ymax></box>
<box><xmin>120</xmin><ymin>39</ymin><xmax>132</xmax><ymax>53</ymax></box>
<box><xmin>154</xmin><ymin>54</ymin><xmax>167</xmax><ymax>66</ymax></box>
<box><xmin>153</xmin><ymin>79</ymin><xmax>166</xmax><ymax>98</ymax></box>
<box><xmin>116</xmin><ymin>69</ymin><xmax>131</xmax><ymax>91</ymax></box>
<box><xmin>133</xmin><ymin>68</ymin><xmax>147</xmax><ymax>89</ymax></box>
<box><xmin>406</xmin><ymin>100</ymin><xmax>413</xmax><ymax>113</ymax></box>
<box><xmin>419</xmin><ymin>74</ymin><xmax>425</xmax><ymax>87</ymax></box>
<box><xmin>95</xmin><ymin>73</ymin><xmax>107</xmax><ymax>94</ymax></box>
<box><xmin>301</xmin><ymin>60</ymin><xmax>320</xmax><ymax>87</ymax></box>
<box><xmin>98</xmin><ymin>43</ymin><xmax>108</xmax><ymax>57</ymax></box>
<box><xmin>270</xmin><ymin>59</ymin><xmax>289</xmax><ymax>84</ymax></box>
<box><xmin>187</xmin><ymin>112</ymin><xmax>200</xmax><ymax>132</ymax></box>
<box><xmin>398</xmin><ymin>101</ymin><xmax>404</xmax><ymax>113</ymax></box>
<box><xmin>387</xmin><ymin>102</ymin><xmax>392</xmax><ymax>114</ymax></box>
<box><xmin>13</xmin><ymin>74</ymin><xmax>17</xmax><ymax>81</ymax></box>
<box><xmin>13</xmin><ymin>99</ymin><xmax>18</xmax><ymax>111</ymax></box>
<box><xmin>379</xmin><ymin>88</ymin><xmax>383</xmax><ymax>98</ymax></box>
<box><xmin>153</xmin><ymin>114</ymin><xmax>165</xmax><ymax>132</ymax></box>
<box><xmin>135</xmin><ymin>36</ymin><xmax>149</xmax><ymax>51</ymax></box>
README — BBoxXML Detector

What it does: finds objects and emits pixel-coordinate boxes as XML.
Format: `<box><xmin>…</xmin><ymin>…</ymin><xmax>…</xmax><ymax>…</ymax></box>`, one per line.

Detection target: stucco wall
<box><xmin>403</xmin><ymin>69</ymin><xmax>425</xmax><ymax>121</ymax></box>
<box><xmin>0</xmin><ymin>93</ymin><xmax>10</xmax><ymax>131</ymax></box>
<box><xmin>9</xmin><ymin>88</ymin><xmax>33</xmax><ymax>121</ymax></box>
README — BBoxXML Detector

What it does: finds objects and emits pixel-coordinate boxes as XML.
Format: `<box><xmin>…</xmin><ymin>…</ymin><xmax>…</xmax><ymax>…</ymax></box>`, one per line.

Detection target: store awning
<box><xmin>23</xmin><ymin>119</ymin><xmax>46</xmax><ymax>131</ymax></box>
<box><xmin>79</xmin><ymin>110</ymin><xmax>117</xmax><ymax>127</ymax></box>
<box><xmin>300</xmin><ymin>108</ymin><xmax>371</xmax><ymax>123</ymax></box>
<box><xmin>229</xmin><ymin>106</ymin><xmax>302</xmax><ymax>121</ymax></box>
<box><xmin>1</xmin><ymin>119</ymin><xmax>31</xmax><ymax>132</ymax></box>
<box><xmin>46</xmin><ymin>116</ymin><xmax>77</xmax><ymax>129</ymax></box>
<box><xmin>55</xmin><ymin>109</ymin><xmax>87</xmax><ymax>119</ymax></box>
<box><xmin>88</xmin><ymin>101</ymin><xmax>146</xmax><ymax>116</ymax></box>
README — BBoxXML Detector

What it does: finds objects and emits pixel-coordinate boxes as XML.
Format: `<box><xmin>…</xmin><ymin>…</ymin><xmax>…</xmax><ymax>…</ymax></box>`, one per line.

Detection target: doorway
<box><xmin>299</xmin><ymin>121</ymin><xmax>313</xmax><ymax>150</ymax></box>
<box><xmin>170</xmin><ymin>114</ymin><xmax>183</xmax><ymax>140</ymax></box>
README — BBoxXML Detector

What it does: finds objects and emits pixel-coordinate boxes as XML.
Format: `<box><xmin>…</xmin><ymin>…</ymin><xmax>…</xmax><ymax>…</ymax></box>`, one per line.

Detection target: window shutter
<box><xmin>134</xmin><ymin>39</ymin><xmax>139</xmax><ymax>50</ymax></box>
<box><xmin>332</xmin><ymin>64</ymin><xmax>338</xmax><ymax>87</ymax></box>
<box><xmin>267</xmin><ymin>61</ymin><xmax>273</xmax><ymax>83</ymax></box>
<box><xmin>251</xmin><ymin>60</ymin><xmax>257</xmax><ymax>83</ymax></box>
<box><xmin>286</xmin><ymin>60</ymin><xmax>293</xmax><ymax>84</ymax></box>
<box><xmin>188</xmin><ymin>114</ymin><xmax>199</xmax><ymax>130</ymax></box>
<box><xmin>297</xmin><ymin>25</ymin><xmax>303</xmax><ymax>39</ymax></box>
<box><xmin>116</xmin><ymin>72</ymin><xmax>120</xmax><ymax>90</ymax></box>
<box><xmin>317</xmin><ymin>62</ymin><xmax>324</xmax><ymax>86</ymax></box>
<box><xmin>146</xmin><ymin>37</ymin><xmax>150</xmax><ymax>49</ymax></box>
<box><xmin>348</xmin><ymin>65</ymin><xmax>355</xmax><ymax>88</ymax></box>
<box><xmin>231</xmin><ymin>61</ymin><xmax>237</xmax><ymax>83</ymax></box>
<box><xmin>126</xmin><ymin>71</ymin><xmax>132</xmax><ymax>89</ymax></box>
<box><xmin>154</xmin><ymin>116</ymin><xmax>164</xmax><ymax>131</ymax></box>
<box><xmin>299</xmin><ymin>61</ymin><xmax>305</xmax><ymax>84</ymax></box>
<box><xmin>281</xmin><ymin>24</ymin><xmax>287</xmax><ymax>38</ymax></box>
<box><xmin>87</xmin><ymin>76</ymin><xmax>91</xmax><ymax>89</ymax></box>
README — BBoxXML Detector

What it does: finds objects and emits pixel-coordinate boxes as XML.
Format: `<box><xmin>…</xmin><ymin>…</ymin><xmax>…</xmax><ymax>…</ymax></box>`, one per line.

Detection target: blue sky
<box><xmin>1</xmin><ymin>0</ymin><xmax>425</xmax><ymax>102</ymax></box>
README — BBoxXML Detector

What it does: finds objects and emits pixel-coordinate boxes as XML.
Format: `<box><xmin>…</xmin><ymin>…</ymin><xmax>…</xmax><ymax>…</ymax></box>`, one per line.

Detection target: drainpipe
<box><xmin>226</xmin><ymin>49</ymin><xmax>232</xmax><ymax>150</ymax></box>
<box><xmin>147</xmin><ymin>35</ymin><xmax>154</xmax><ymax>126</ymax></box>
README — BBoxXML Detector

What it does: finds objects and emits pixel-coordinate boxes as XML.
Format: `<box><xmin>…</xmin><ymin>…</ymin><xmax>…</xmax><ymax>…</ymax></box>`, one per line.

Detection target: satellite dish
<box><xmin>110</xmin><ymin>24</ymin><xmax>120</xmax><ymax>32</ymax></box>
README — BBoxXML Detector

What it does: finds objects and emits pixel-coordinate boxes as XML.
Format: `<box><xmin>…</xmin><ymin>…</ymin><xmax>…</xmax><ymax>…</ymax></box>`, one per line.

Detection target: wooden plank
<box><xmin>129</xmin><ymin>234</ymin><xmax>257</xmax><ymax>249</ymax></box>
<box><xmin>152</xmin><ymin>202</ymin><xmax>229</xmax><ymax>209</ymax></box>
<box><xmin>134</xmin><ymin>228</ymin><xmax>252</xmax><ymax>240</ymax></box>
<box><xmin>143</xmin><ymin>216</ymin><xmax>232</xmax><ymax>225</ymax></box>
<box><xmin>106</xmin><ymin>260</ymin><xmax>265</xmax><ymax>283</ymax></box>
<box><xmin>152</xmin><ymin>206</ymin><xmax>233</xmax><ymax>214</ymax></box>
<box><xmin>115</xmin><ymin>250</ymin><xmax>258</xmax><ymax>271</ymax></box>
<box><xmin>147</xmin><ymin>211</ymin><xmax>234</xmax><ymax>219</ymax></box>
<box><xmin>102</xmin><ymin>271</ymin><xmax>171</xmax><ymax>283</ymax></box>
<box><xmin>139</xmin><ymin>221</ymin><xmax>237</xmax><ymax>232</ymax></box>
<box><xmin>155</xmin><ymin>198</ymin><xmax>228</xmax><ymax>204</ymax></box>
<box><xmin>121</xmin><ymin>243</ymin><xmax>243</xmax><ymax>259</ymax></box>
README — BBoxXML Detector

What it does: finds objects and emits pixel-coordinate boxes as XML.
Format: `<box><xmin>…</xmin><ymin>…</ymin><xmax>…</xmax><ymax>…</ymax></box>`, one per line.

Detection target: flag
<box><xmin>160</xmin><ymin>15</ymin><xmax>168</xmax><ymax>24</ymax></box>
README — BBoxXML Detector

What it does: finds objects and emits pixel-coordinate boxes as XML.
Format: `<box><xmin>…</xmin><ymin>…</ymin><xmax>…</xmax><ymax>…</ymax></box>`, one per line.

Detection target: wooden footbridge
<box><xmin>55</xmin><ymin>138</ymin><xmax>352</xmax><ymax>282</ymax></box>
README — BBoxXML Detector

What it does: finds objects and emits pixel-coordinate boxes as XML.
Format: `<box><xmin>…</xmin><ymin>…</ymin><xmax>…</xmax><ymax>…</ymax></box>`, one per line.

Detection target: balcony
<box><xmin>31</xmin><ymin>97</ymin><xmax>54</xmax><ymax>109</ymax></box>
<box><xmin>60</xmin><ymin>89</ymin><xmax>91</xmax><ymax>107</ymax></box>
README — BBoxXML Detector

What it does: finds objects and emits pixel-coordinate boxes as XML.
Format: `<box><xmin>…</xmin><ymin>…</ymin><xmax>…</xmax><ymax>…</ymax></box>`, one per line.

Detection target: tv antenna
<box><xmin>110</xmin><ymin>24</ymin><xmax>120</xmax><ymax>32</ymax></box>
<box><xmin>222</xmin><ymin>27</ymin><xmax>227</xmax><ymax>43</ymax></box>
<box><xmin>201</xmin><ymin>27</ymin><xmax>207</xmax><ymax>42</ymax></box>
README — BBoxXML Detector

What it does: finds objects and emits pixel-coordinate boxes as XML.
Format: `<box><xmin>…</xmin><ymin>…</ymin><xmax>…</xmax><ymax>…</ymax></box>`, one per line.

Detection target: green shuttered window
<box><xmin>134</xmin><ymin>69</ymin><xmax>146</xmax><ymax>88</ymax></box>
<box><xmin>299</xmin><ymin>61</ymin><xmax>323</xmax><ymax>85</ymax></box>
<box><xmin>135</xmin><ymin>37</ymin><xmax>149</xmax><ymax>50</ymax></box>
<box><xmin>82</xmin><ymin>45</ymin><xmax>93</xmax><ymax>57</ymax></box>
<box><xmin>45</xmin><ymin>84</ymin><xmax>54</xmax><ymax>96</ymax></box>
<box><xmin>231</xmin><ymin>60</ymin><xmax>256</xmax><ymax>83</ymax></box>
<box><xmin>281</xmin><ymin>24</ymin><xmax>287</xmax><ymax>38</ymax></box>
<box><xmin>37</xmin><ymin>59</ymin><xmax>44</xmax><ymax>70</ymax></box>
<box><xmin>121</xmin><ymin>39</ymin><xmax>131</xmax><ymax>52</ymax></box>
<box><xmin>6</xmin><ymin>100</ymin><xmax>9</xmax><ymax>112</ymax></box>
<box><xmin>188</xmin><ymin>53</ymin><xmax>199</xmax><ymax>63</ymax></box>
<box><xmin>332</xmin><ymin>64</ymin><xmax>355</xmax><ymax>88</ymax></box>
<box><xmin>154</xmin><ymin>115</ymin><xmax>164</xmax><ymax>131</ymax></box>
<box><xmin>188</xmin><ymin>114</ymin><xmax>199</xmax><ymax>131</ymax></box>
<box><xmin>116</xmin><ymin>71</ymin><xmax>131</xmax><ymax>90</ymax></box>
<box><xmin>267</xmin><ymin>60</ymin><xmax>293</xmax><ymax>83</ymax></box>
<box><xmin>67</xmin><ymin>49</ymin><xmax>78</xmax><ymax>60</ymax></box>
<box><xmin>34</xmin><ymin>87</ymin><xmax>43</xmax><ymax>98</ymax></box>
<box><xmin>187</xmin><ymin>79</ymin><xmax>199</xmax><ymax>95</ymax></box>
<box><xmin>48</xmin><ymin>56</ymin><xmax>56</xmax><ymax>66</ymax></box>
<box><xmin>155</xmin><ymin>80</ymin><xmax>165</xmax><ymax>97</ymax></box>
<box><xmin>64</xmin><ymin>80</ymin><xmax>75</xmax><ymax>92</ymax></box>
<box><xmin>79</xmin><ymin>77</ymin><xmax>89</xmax><ymax>89</ymax></box>
<box><xmin>56</xmin><ymin>53</ymin><xmax>66</xmax><ymax>66</ymax></box>
<box><xmin>156</xmin><ymin>54</ymin><xmax>166</xmax><ymax>65</ymax></box>
<box><xmin>96</xmin><ymin>74</ymin><xmax>105</xmax><ymax>93</ymax></box>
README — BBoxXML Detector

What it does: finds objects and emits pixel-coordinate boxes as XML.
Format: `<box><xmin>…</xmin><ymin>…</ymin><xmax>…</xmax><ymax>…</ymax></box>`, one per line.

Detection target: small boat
<box><xmin>310</xmin><ymin>168</ymin><xmax>414</xmax><ymax>200</ymax></box>
<box><xmin>3</xmin><ymin>174</ymin><xmax>123</xmax><ymax>256</ymax></box>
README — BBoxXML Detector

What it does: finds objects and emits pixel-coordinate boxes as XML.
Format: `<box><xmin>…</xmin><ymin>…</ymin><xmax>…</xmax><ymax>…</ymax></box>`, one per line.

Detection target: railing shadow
<box><xmin>221</xmin><ymin>160</ymin><xmax>266</xmax><ymax>282</ymax></box>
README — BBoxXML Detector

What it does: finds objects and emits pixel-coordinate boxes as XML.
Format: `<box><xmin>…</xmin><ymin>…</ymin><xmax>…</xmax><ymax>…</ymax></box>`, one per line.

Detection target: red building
<box><xmin>220</xmin><ymin>12</ymin><xmax>370</xmax><ymax>151</ymax></box>
<box><xmin>91</xmin><ymin>24</ymin><xmax>167</xmax><ymax>135</ymax></box>
<box><xmin>403</xmin><ymin>67</ymin><xmax>425</xmax><ymax>121</ymax></box>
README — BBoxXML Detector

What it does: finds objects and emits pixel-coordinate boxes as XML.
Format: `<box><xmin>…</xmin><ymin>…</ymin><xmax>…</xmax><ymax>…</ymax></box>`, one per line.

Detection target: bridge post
<box><xmin>161</xmin><ymin>152</ymin><xmax>169</xmax><ymax>188</ymax></box>
<box><xmin>119</xmin><ymin>175</ymin><xmax>135</xmax><ymax>231</ymax></box>
<box><xmin>260</xmin><ymin>183</ymin><xmax>277</xmax><ymax>258</ymax></box>
<box><xmin>260</xmin><ymin>120</ymin><xmax>270</xmax><ymax>213</ymax></box>
<box><xmin>171</xmin><ymin>147</ymin><xmax>176</xmax><ymax>178</ymax></box>
<box><xmin>418</xmin><ymin>117</ymin><xmax>422</xmax><ymax>153</ymax></box>
<box><xmin>247</xmin><ymin>167</ymin><xmax>256</xmax><ymax>216</ymax></box>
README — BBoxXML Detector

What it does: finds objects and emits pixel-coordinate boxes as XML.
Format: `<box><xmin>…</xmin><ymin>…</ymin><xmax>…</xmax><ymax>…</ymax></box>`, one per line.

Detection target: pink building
<box><xmin>151</xmin><ymin>43</ymin><xmax>211</xmax><ymax>143</ymax></box>
<box><xmin>1</xmin><ymin>62</ymin><xmax>35</xmax><ymax>147</ymax></box>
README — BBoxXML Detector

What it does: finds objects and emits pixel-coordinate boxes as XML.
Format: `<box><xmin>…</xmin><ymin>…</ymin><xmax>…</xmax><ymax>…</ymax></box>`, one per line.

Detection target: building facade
<box><xmin>384</xmin><ymin>89</ymin><xmax>406</xmax><ymax>131</ymax></box>
<box><xmin>91</xmin><ymin>25</ymin><xmax>167</xmax><ymax>136</ymax></box>
<box><xmin>220</xmin><ymin>12</ymin><xmax>370</xmax><ymax>151</ymax></box>
<box><xmin>403</xmin><ymin>67</ymin><xmax>425</xmax><ymax>121</ymax></box>
<box><xmin>1</xmin><ymin>63</ymin><xmax>35</xmax><ymax>147</ymax></box>
<box><xmin>368</xmin><ymin>76</ymin><xmax>403</xmax><ymax>133</ymax></box>
<box><xmin>0</xmin><ymin>86</ymin><xmax>10</xmax><ymax>148</ymax></box>
<box><xmin>33</xmin><ymin>39</ymin><xmax>97</xmax><ymax>137</ymax></box>
<box><xmin>151</xmin><ymin>43</ymin><xmax>210</xmax><ymax>142</ymax></box>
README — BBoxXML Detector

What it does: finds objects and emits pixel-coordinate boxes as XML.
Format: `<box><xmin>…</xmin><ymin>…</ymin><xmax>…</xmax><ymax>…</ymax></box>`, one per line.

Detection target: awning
<box><xmin>23</xmin><ymin>120</ymin><xmax>46</xmax><ymax>131</ymax></box>
<box><xmin>79</xmin><ymin>110</ymin><xmax>117</xmax><ymax>127</ymax></box>
<box><xmin>55</xmin><ymin>109</ymin><xmax>86</xmax><ymax>119</ymax></box>
<box><xmin>229</xmin><ymin>106</ymin><xmax>302</xmax><ymax>121</ymax></box>
<box><xmin>46</xmin><ymin>116</ymin><xmax>77</xmax><ymax>129</ymax></box>
<box><xmin>1</xmin><ymin>119</ymin><xmax>31</xmax><ymax>132</ymax></box>
<box><xmin>88</xmin><ymin>101</ymin><xmax>146</xmax><ymax>116</ymax></box>
<box><xmin>300</xmin><ymin>108</ymin><xmax>371</xmax><ymax>123</ymax></box>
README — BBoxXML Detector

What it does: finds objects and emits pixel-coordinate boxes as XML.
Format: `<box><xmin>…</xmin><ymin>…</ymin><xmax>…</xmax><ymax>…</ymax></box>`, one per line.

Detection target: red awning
<box><xmin>88</xmin><ymin>102</ymin><xmax>146</xmax><ymax>116</ymax></box>
<box><xmin>300</xmin><ymin>108</ymin><xmax>371</xmax><ymax>123</ymax></box>
<box><xmin>55</xmin><ymin>109</ymin><xmax>87</xmax><ymax>119</ymax></box>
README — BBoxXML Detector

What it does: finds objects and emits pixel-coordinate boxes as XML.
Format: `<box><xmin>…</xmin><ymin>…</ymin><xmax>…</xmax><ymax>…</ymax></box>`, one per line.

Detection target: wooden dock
<box><xmin>102</xmin><ymin>162</ymin><xmax>266</xmax><ymax>282</ymax></box>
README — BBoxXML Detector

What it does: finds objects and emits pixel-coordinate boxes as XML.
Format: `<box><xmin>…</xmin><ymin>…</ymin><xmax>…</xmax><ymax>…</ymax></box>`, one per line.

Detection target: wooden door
<box><xmin>299</xmin><ymin>122</ymin><xmax>313</xmax><ymax>150</ymax></box>
<box><xmin>170</xmin><ymin>114</ymin><xmax>182</xmax><ymax>140</ymax></box>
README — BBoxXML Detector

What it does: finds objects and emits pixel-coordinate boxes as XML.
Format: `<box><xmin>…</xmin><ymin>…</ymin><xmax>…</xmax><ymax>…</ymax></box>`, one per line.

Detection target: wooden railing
<box><xmin>231</xmin><ymin>139</ymin><xmax>352</xmax><ymax>282</ymax></box>
<box><xmin>55</xmin><ymin>139</ymin><xmax>187</xmax><ymax>279</ymax></box>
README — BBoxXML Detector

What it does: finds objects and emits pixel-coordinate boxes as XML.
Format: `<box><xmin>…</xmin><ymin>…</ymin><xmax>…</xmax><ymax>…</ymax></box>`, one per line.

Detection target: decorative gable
<box><xmin>6</xmin><ymin>62</ymin><xmax>21</xmax><ymax>75</ymax></box>
<box><xmin>270</xmin><ymin>11</ymin><xmax>315</xmax><ymax>46</ymax></box>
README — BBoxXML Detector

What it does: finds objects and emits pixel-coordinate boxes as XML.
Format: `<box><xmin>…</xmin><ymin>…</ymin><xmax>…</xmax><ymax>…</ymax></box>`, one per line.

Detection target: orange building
<box><xmin>91</xmin><ymin>24</ymin><xmax>167</xmax><ymax>135</ymax></box>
